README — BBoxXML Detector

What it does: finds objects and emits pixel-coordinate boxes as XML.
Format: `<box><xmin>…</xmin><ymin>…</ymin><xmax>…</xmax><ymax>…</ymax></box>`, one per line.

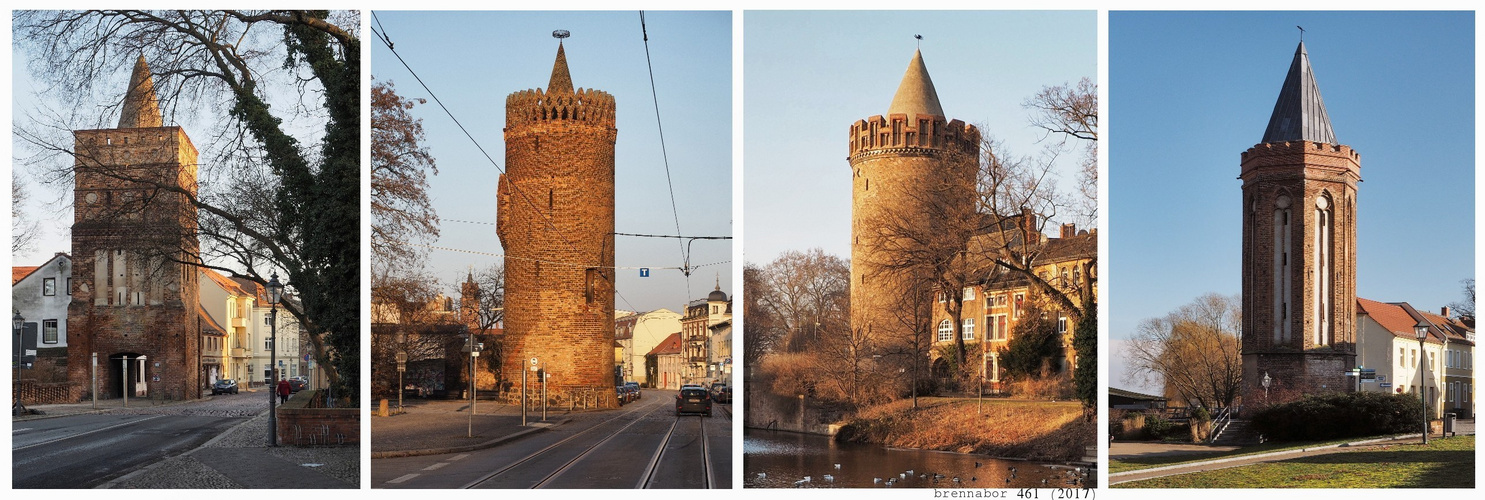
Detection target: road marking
<box><xmin>12</xmin><ymin>415</ymin><xmax>165</xmax><ymax>451</ymax></box>
<box><xmin>423</xmin><ymin>463</ymin><xmax>448</xmax><ymax>471</ymax></box>
<box><xmin>13</xmin><ymin>428</ymin><xmax>32</xmax><ymax>433</ymax></box>
<box><xmin>448</xmin><ymin>454</ymin><xmax>470</xmax><ymax>461</ymax></box>
<box><xmin>387</xmin><ymin>473</ymin><xmax>420</xmax><ymax>484</ymax></box>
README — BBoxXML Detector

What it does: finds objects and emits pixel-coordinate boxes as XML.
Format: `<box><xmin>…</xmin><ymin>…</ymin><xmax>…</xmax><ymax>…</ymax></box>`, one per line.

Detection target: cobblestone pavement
<box><xmin>19</xmin><ymin>388</ymin><xmax>270</xmax><ymax>420</ymax></box>
<box><xmin>110</xmin><ymin>410</ymin><xmax>359</xmax><ymax>488</ymax></box>
<box><xmin>371</xmin><ymin>398</ymin><xmax>560</xmax><ymax>453</ymax></box>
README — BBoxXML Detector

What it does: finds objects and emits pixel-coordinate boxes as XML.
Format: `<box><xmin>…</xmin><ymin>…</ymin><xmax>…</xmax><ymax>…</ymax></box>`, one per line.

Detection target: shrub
<box><xmin>1249</xmin><ymin>391</ymin><xmax>1432</xmax><ymax>442</ymax></box>
<box><xmin>1144</xmin><ymin>413</ymin><xmax>1175</xmax><ymax>439</ymax></box>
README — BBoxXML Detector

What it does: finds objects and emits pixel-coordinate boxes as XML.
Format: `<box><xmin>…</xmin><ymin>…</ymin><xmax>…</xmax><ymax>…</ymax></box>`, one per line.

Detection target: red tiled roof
<box><xmin>647</xmin><ymin>332</ymin><xmax>683</xmax><ymax>356</ymax></box>
<box><xmin>198</xmin><ymin>304</ymin><xmax>227</xmax><ymax>336</ymax></box>
<box><xmin>201</xmin><ymin>268</ymin><xmax>250</xmax><ymax>296</ymax></box>
<box><xmin>12</xmin><ymin>266</ymin><xmax>39</xmax><ymax>285</ymax></box>
<box><xmin>1358</xmin><ymin>298</ymin><xmax>1442</xmax><ymax>344</ymax></box>
<box><xmin>1421</xmin><ymin>311</ymin><xmax>1474</xmax><ymax>346</ymax></box>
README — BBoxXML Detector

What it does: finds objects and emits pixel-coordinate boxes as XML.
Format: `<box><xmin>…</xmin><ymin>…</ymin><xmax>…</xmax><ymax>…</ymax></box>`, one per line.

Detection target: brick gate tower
<box><xmin>848</xmin><ymin>49</ymin><xmax>979</xmax><ymax>342</ymax></box>
<box><xmin>498</xmin><ymin>40</ymin><xmax>618</xmax><ymax>406</ymax></box>
<box><xmin>1240</xmin><ymin>41</ymin><xmax>1360</xmax><ymax>404</ymax></box>
<box><xmin>68</xmin><ymin>55</ymin><xmax>203</xmax><ymax>401</ymax></box>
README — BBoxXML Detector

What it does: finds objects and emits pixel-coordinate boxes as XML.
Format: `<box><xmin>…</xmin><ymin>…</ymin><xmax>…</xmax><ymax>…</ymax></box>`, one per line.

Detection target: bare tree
<box><xmin>1448</xmin><ymin>278</ymin><xmax>1475</xmax><ymax>323</ymax></box>
<box><xmin>756</xmin><ymin>248</ymin><xmax>849</xmax><ymax>353</ymax></box>
<box><xmin>1024</xmin><ymin>77</ymin><xmax>1097</xmax><ymax>226</ymax></box>
<box><xmin>13</xmin><ymin>10</ymin><xmax>361</xmax><ymax>400</ymax></box>
<box><xmin>741</xmin><ymin>262</ymin><xmax>782</xmax><ymax>368</ymax></box>
<box><xmin>1124</xmin><ymin>293</ymin><xmax>1243</xmax><ymax>409</ymax></box>
<box><xmin>468</xmin><ymin>263</ymin><xmax>506</xmax><ymax>386</ymax></box>
<box><xmin>371</xmin><ymin>78</ymin><xmax>439</xmax><ymax>275</ymax></box>
<box><xmin>12</xmin><ymin>172</ymin><xmax>42</xmax><ymax>254</ymax></box>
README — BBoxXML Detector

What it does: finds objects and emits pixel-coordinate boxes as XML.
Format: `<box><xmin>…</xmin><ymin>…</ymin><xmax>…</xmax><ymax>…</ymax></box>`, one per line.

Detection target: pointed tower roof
<box><xmin>1261</xmin><ymin>42</ymin><xmax>1336</xmax><ymax>144</ymax></box>
<box><xmin>547</xmin><ymin>42</ymin><xmax>574</xmax><ymax>94</ymax></box>
<box><xmin>887</xmin><ymin>49</ymin><xmax>945</xmax><ymax>118</ymax></box>
<box><xmin>118</xmin><ymin>54</ymin><xmax>163</xmax><ymax>129</ymax></box>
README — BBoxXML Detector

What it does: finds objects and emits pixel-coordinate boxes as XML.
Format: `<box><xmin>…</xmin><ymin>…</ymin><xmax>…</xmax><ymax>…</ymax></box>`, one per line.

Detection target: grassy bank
<box><xmin>835</xmin><ymin>397</ymin><xmax>1094</xmax><ymax>462</ymax></box>
<box><xmin>1115</xmin><ymin>435</ymin><xmax>1474</xmax><ymax>488</ymax></box>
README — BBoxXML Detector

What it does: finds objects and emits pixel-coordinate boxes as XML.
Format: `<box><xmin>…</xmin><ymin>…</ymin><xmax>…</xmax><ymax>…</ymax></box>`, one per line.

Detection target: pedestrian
<box><xmin>277</xmin><ymin>377</ymin><xmax>291</xmax><ymax>404</ymax></box>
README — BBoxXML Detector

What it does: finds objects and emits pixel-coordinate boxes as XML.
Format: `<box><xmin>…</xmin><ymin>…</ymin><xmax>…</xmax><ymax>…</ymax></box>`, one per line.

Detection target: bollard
<box><xmin>379</xmin><ymin>399</ymin><xmax>389</xmax><ymax>417</ymax></box>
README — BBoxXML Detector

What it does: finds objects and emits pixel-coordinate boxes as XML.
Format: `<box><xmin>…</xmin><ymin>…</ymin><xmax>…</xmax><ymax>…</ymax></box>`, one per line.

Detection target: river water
<box><xmin>743</xmin><ymin>428</ymin><xmax>1090</xmax><ymax>489</ymax></box>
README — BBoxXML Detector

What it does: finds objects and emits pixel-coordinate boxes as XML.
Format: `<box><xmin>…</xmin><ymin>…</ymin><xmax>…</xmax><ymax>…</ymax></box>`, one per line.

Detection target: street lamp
<box><xmin>266</xmin><ymin>273</ymin><xmax>284</xmax><ymax>447</ymax></box>
<box><xmin>13</xmin><ymin>312</ymin><xmax>24</xmax><ymax>415</ymax></box>
<box><xmin>1262</xmin><ymin>371</ymin><xmax>1272</xmax><ymax>403</ymax></box>
<box><xmin>1414</xmin><ymin>318</ymin><xmax>1430</xmax><ymax>445</ymax></box>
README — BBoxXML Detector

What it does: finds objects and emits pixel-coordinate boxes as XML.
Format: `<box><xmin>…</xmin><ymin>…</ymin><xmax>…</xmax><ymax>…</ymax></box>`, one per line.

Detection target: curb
<box><xmin>370</xmin><ymin>418</ymin><xmax>572</xmax><ymax>459</ymax></box>
<box><xmin>1108</xmin><ymin>433</ymin><xmax>1421</xmax><ymax>484</ymax></box>
<box><xmin>16</xmin><ymin>395</ymin><xmax>219</xmax><ymax>422</ymax></box>
<box><xmin>95</xmin><ymin>409</ymin><xmax>270</xmax><ymax>489</ymax></box>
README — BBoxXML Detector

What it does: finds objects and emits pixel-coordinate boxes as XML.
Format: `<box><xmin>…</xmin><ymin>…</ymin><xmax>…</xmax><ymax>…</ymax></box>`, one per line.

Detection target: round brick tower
<box><xmin>848</xmin><ymin>49</ymin><xmax>978</xmax><ymax>341</ymax></box>
<box><xmin>498</xmin><ymin>41</ymin><xmax>618</xmax><ymax>406</ymax></box>
<box><xmin>1240</xmin><ymin>41</ymin><xmax>1360</xmax><ymax>403</ymax></box>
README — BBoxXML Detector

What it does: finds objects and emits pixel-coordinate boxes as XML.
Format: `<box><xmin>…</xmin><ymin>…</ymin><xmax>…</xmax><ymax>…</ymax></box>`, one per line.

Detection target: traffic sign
<box><xmin>640</xmin><ymin>268</ymin><xmax>650</xmax><ymax>277</ymax></box>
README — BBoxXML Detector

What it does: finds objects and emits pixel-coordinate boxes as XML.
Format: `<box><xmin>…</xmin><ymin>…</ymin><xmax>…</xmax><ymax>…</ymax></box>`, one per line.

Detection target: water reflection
<box><xmin>744</xmin><ymin>428</ymin><xmax>1091</xmax><ymax>488</ymax></box>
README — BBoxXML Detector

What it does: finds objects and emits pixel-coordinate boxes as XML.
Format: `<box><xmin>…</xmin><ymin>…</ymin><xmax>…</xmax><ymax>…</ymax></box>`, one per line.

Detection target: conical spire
<box><xmin>887</xmin><ymin>49</ymin><xmax>945</xmax><ymax>118</ymax></box>
<box><xmin>1261</xmin><ymin>41</ymin><xmax>1336</xmax><ymax>144</ymax></box>
<box><xmin>118</xmin><ymin>54</ymin><xmax>163</xmax><ymax>129</ymax></box>
<box><xmin>547</xmin><ymin>42</ymin><xmax>574</xmax><ymax>94</ymax></box>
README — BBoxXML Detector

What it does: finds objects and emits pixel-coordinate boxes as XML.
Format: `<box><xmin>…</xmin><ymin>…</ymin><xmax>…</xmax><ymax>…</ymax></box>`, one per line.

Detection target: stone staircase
<box><xmin>1209</xmin><ymin>418</ymin><xmax>1259</xmax><ymax>446</ymax></box>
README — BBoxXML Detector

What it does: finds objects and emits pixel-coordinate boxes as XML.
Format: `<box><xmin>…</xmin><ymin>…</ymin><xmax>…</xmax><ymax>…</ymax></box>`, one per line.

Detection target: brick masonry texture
<box><xmin>68</xmin><ymin>125</ymin><xmax>203</xmax><ymax>402</ymax></box>
<box><xmin>497</xmin><ymin>81</ymin><xmax>619</xmax><ymax>407</ymax></box>
<box><xmin>1240</xmin><ymin>140</ymin><xmax>1361</xmax><ymax>401</ymax></box>
<box><xmin>848</xmin><ymin>112</ymin><xmax>978</xmax><ymax>341</ymax></box>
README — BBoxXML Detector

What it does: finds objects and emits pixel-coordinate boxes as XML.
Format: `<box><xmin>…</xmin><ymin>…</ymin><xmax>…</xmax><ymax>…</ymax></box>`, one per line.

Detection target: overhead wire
<box><xmin>639</xmin><ymin>10</ymin><xmax>692</xmax><ymax>295</ymax></box>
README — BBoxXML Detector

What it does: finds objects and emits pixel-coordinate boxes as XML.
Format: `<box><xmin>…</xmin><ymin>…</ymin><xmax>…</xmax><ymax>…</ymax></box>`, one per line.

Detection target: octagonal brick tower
<box><xmin>1240</xmin><ymin>41</ymin><xmax>1360</xmax><ymax>403</ymax></box>
<box><xmin>498</xmin><ymin>41</ymin><xmax>618</xmax><ymax>406</ymax></box>
<box><xmin>848</xmin><ymin>49</ymin><xmax>979</xmax><ymax>342</ymax></box>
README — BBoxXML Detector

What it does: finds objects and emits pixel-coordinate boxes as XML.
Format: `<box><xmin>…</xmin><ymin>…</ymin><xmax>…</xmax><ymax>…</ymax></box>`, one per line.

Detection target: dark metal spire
<box><xmin>1261</xmin><ymin>41</ymin><xmax>1337</xmax><ymax>144</ymax></box>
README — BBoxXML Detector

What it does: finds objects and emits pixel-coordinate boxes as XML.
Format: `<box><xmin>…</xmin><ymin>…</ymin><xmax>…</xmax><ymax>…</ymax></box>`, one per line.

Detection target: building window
<box><xmin>1057</xmin><ymin>315</ymin><xmax>1068</xmax><ymax>334</ymax></box>
<box><xmin>66</xmin><ymin>278</ymin><xmax>72</xmax><ymax>295</ymax></box>
<box><xmin>1399</xmin><ymin>347</ymin><xmax>1406</xmax><ymax>368</ymax></box>
<box><xmin>963</xmin><ymin>287</ymin><xmax>975</xmax><ymax>301</ymax></box>
<box><xmin>937</xmin><ymin>320</ymin><xmax>952</xmax><ymax>342</ymax></box>
<box><xmin>266</xmin><ymin>338</ymin><xmax>273</xmax><ymax>351</ymax></box>
<box><xmin>42</xmin><ymin>319</ymin><xmax>59</xmax><ymax>344</ymax></box>
<box><xmin>1013</xmin><ymin>293</ymin><xmax>1025</xmax><ymax>318</ymax></box>
<box><xmin>43</xmin><ymin>277</ymin><xmax>56</xmax><ymax>296</ymax></box>
<box><xmin>963</xmin><ymin>318</ymin><xmax>975</xmax><ymax>340</ymax></box>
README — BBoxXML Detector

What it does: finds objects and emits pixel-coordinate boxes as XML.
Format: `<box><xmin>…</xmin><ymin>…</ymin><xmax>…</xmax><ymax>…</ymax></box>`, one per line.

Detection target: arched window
<box><xmin>1314</xmin><ymin>195</ymin><xmax>1333</xmax><ymax>346</ymax></box>
<box><xmin>937</xmin><ymin>320</ymin><xmax>952</xmax><ymax>342</ymax></box>
<box><xmin>1273</xmin><ymin>194</ymin><xmax>1292</xmax><ymax>344</ymax></box>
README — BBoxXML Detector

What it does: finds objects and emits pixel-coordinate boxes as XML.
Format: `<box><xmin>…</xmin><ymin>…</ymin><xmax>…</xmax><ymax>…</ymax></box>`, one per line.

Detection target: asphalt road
<box><xmin>11</xmin><ymin>392</ymin><xmax>261</xmax><ymax>489</ymax></box>
<box><xmin>372</xmin><ymin>389</ymin><xmax>732</xmax><ymax>489</ymax></box>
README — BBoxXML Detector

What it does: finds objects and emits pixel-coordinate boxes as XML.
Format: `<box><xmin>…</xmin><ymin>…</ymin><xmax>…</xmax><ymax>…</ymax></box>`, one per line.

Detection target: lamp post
<box><xmin>1414</xmin><ymin>318</ymin><xmax>1431</xmax><ymax>445</ymax></box>
<box><xmin>266</xmin><ymin>273</ymin><xmax>284</xmax><ymax>447</ymax></box>
<box><xmin>13</xmin><ymin>312</ymin><xmax>24</xmax><ymax>415</ymax></box>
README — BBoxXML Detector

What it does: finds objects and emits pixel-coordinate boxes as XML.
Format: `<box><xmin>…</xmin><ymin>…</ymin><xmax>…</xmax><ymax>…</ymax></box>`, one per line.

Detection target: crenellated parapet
<box><xmin>505</xmin><ymin>87</ymin><xmax>616</xmax><ymax>129</ymax></box>
<box><xmin>848</xmin><ymin>113</ymin><xmax>979</xmax><ymax>161</ymax></box>
<box><xmin>1240</xmin><ymin>140</ymin><xmax>1361</xmax><ymax>180</ymax></box>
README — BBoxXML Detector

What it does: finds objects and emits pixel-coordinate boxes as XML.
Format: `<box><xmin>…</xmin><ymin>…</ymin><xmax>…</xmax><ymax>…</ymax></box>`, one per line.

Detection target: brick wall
<box><xmin>16</xmin><ymin>381</ymin><xmax>83</xmax><ymax>404</ymax></box>
<box><xmin>497</xmin><ymin>78</ymin><xmax>619</xmax><ymax>406</ymax></box>
<box><xmin>1240</xmin><ymin>140</ymin><xmax>1361</xmax><ymax>401</ymax></box>
<box><xmin>277</xmin><ymin>399</ymin><xmax>359</xmax><ymax>446</ymax></box>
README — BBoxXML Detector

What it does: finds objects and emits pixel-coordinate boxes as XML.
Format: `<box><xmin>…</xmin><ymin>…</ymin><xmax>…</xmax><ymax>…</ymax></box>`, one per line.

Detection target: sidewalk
<box><xmin>102</xmin><ymin>411</ymin><xmax>359</xmax><ymax>489</ymax></box>
<box><xmin>370</xmin><ymin>398</ymin><xmax>569</xmax><ymax>458</ymax></box>
<box><xmin>15</xmin><ymin>389</ymin><xmax>240</xmax><ymax>420</ymax></box>
<box><xmin>1109</xmin><ymin>434</ymin><xmax>1427</xmax><ymax>485</ymax></box>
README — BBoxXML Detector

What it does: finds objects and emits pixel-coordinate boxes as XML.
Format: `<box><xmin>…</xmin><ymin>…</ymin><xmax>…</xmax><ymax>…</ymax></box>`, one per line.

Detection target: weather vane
<box><xmin>1296</xmin><ymin>26</ymin><xmax>1304</xmax><ymax>42</ymax></box>
<box><xmin>553</xmin><ymin>29</ymin><xmax>571</xmax><ymax>40</ymax></box>
<box><xmin>915</xmin><ymin>34</ymin><xmax>922</xmax><ymax>49</ymax></box>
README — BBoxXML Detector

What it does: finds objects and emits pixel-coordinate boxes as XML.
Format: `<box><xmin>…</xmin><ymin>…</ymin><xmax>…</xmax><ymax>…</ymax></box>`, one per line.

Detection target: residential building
<box><xmin>710</xmin><ymin>319</ymin><xmax>732</xmax><ymax>384</ymax></box>
<box><xmin>13</xmin><ymin>253</ymin><xmax>72</xmax><ymax>351</ymax></box>
<box><xmin>1355</xmin><ymin>298</ymin><xmax>1473</xmax><ymax>417</ymax></box>
<box><xmin>681</xmin><ymin>282</ymin><xmax>730</xmax><ymax>384</ymax></box>
<box><xmin>614</xmin><ymin>308</ymin><xmax>681</xmax><ymax>387</ymax></box>
<box><xmin>646</xmin><ymin>332</ymin><xmax>685</xmax><ymax>390</ymax></box>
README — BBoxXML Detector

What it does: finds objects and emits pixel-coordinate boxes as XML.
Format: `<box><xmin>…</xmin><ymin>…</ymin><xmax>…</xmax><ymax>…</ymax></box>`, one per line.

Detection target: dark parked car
<box><xmin>617</xmin><ymin>386</ymin><xmax>628</xmax><ymax>405</ymax></box>
<box><xmin>676</xmin><ymin>386</ymin><xmax>712</xmax><ymax>416</ymax></box>
<box><xmin>288</xmin><ymin>377</ymin><xmax>307</xmax><ymax>393</ymax></box>
<box><xmin>712</xmin><ymin>385</ymin><xmax>732</xmax><ymax>404</ymax></box>
<box><xmin>624</xmin><ymin>382</ymin><xmax>641</xmax><ymax>400</ymax></box>
<box><xmin>212</xmin><ymin>379</ymin><xmax>239</xmax><ymax>395</ymax></box>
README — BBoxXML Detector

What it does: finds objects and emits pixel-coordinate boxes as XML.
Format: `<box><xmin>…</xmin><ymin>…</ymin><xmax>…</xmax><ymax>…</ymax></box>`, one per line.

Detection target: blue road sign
<box><xmin>640</xmin><ymin>268</ymin><xmax>650</xmax><ymax>277</ymax></box>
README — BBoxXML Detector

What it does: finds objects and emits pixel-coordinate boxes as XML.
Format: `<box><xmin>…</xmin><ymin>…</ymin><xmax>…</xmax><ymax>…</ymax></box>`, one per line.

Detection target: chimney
<box><xmin>1060</xmin><ymin>223</ymin><xmax>1076</xmax><ymax>239</ymax></box>
<box><xmin>1441</xmin><ymin>306</ymin><xmax>1451</xmax><ymax>318</ymax></box>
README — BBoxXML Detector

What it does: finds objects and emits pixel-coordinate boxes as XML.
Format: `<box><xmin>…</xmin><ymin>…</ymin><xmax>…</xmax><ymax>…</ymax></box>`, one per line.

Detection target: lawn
<box><xmin>836</xmin><ymin>397</ymin><xmax>1094</xmax><ymax>462</ymax></box>
<box><xmin>1108</xmin><ymin>435</ymin><xmax>1386</xmax><ymax>473</ymax></box>
<box><xmin>1114</xmin><ymin>435</ymin><xmax>1474</xmax><ymax>488</ymax></box>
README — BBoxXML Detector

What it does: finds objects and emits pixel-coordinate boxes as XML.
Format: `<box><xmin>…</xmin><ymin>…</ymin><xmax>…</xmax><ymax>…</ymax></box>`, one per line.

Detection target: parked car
<box><xmin>676</xmin><ymin>386</ymin><xmax>712</xmax><ymax>416</ymax></box>
<box><xmin>712</xmin><ymin>385</ymin><xmax>732</xmax><ymax>404</ymax></box>
<box><xmin>287</xmin><ymin>377</ymin><xmax>307</xmax><ymax>393</ymax></box>
<box><xmin>624</xmin><ymin>382</ymin><xmax>641</xmax><ymax>400</ymax></box>
<box><xmin>212</xmin><ymin>379</ymin><xmax>239</xmax><ymax>395</ymax></box>
<box><xmin>617</xmin><ymin>386</ymin><xmax>628</xmax><ymax>405</ymax></box>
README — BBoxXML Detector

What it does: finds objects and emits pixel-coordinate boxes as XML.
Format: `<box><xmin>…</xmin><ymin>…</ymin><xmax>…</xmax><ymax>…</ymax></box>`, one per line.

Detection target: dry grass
<box><xmin>837</xmin><ymin>397</ymin><xmax>1094</xmax><ymax>462</ymax></box>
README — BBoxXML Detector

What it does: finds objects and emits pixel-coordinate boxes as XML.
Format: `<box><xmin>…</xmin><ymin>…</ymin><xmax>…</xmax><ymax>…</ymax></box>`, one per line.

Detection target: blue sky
<box><xmin>1109</xmin><ymin>11</ymin><xmax>1475</xmax><ymax>394</ymax></box>
<box><xmin>743</xmin><ymin>10</ymin><xmax>1097</xmax><ymax>265</ymax></box>
<box><xmin>370</xmin><ymin>11</ymin><xmax>732</xmax><ymax>313</ymax></box>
